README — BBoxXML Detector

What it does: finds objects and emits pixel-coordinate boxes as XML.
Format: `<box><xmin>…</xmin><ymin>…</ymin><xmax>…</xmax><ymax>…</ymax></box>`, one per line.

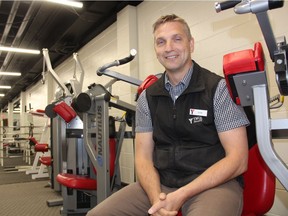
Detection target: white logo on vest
<box><xmin>188</xmin><ymin>116</ymin><xmax>203</xmax><ymax>124</ymax></box>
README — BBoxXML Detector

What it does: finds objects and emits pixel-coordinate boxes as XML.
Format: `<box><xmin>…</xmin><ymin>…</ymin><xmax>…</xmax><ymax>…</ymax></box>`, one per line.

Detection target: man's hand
<box><xmin>148</xmin><ymin>192</ymin><xmax>182</xmax><ymax>216</ymax></box>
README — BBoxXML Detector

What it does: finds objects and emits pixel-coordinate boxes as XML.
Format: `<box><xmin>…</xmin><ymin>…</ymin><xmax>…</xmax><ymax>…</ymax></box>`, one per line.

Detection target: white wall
<box><xmin>22</xmin><ymin>1</ymin><xmax>288</xmax><ymax>215</ymax></box>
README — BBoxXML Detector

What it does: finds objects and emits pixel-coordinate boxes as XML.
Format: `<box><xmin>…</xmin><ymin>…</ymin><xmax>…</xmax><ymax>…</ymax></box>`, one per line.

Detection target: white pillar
<box><xmin>117</xmin><ymin>5</ymin><xmax>139</xmax><ymax>103</ymax></box>
<box><xmin>117</xmin><ymin>5</ymin><xmax>138</xmax><ymax>184</ymax></box>
<box><xmin>20</xmin><ymin>91</ymin><xmax>28</xmax><ymax>135</ymax></box>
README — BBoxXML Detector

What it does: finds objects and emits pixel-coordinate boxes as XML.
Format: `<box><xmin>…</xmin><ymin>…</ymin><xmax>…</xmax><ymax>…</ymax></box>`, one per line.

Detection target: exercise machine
<box><xmin>42</xmin><ymin>48</ymin><xmax>86</xmax><ymax>209</ymax></box>
<box><xmin>215</xmin><ymin>0</ymin><xmax>288</xmax><ymax>191</ymax></box>
<box><xmin>53</xmin><ymin>50</ymin><xmax>140</xmax><ymax>215</ymax></box>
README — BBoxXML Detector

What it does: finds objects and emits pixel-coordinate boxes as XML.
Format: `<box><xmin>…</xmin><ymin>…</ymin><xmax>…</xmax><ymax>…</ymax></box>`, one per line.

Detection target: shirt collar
<box><xmin>164</xmin><ymin>63</ymin><xmax>194</xmax><ymax>90</ymax></box>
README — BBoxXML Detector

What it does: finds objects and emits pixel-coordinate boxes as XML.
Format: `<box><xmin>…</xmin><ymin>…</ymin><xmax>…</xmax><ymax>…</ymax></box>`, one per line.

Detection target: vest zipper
<box><xmin>173</xmin><ymin>105</ymin><xmax>176</xmax><ymax>119</ymax></box>
<box><xmin>173</xmin><ymin>103</ymin><xmax>177</xmax><ymax>167</ymax></box>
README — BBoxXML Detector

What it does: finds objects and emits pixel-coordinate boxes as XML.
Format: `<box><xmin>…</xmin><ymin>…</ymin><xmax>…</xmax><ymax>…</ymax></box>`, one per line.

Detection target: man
<box><xmin>87</xmin><ymin>14</ymin><xmax>249</xmax><ymax>216</ymax></box>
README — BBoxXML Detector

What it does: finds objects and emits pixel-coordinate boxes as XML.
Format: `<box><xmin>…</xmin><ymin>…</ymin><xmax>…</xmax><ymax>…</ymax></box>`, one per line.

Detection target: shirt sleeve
<box><xmin>213</xmin><ymin>79</ymin><xmax>250</xmax><ymax>132</ymax></box>
<box><xmin>135</xmin><ymin>90</ymin><xmax>153</xmax><ymax>133</ymax></box>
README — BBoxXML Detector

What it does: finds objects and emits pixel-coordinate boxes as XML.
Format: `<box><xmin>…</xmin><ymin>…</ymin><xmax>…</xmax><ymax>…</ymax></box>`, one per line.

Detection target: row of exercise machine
<box><xmin>24</xmin><ymin>0</ymin><xmax>288</xmax><ymax>215</ymax></box>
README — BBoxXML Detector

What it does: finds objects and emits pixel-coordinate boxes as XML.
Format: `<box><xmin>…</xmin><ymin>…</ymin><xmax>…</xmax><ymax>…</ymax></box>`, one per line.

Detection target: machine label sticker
<box><xmin>189</xmin><ymin>108</ymin><xmax>207</xmax><ymax>117</ymax></box>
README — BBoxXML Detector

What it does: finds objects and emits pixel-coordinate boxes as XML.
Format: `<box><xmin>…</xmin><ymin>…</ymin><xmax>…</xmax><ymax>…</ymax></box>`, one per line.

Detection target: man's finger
<box><xmin>159</xmin><ymin>192</ymin><xmax>166</xmax><ymax>200</ymax></box>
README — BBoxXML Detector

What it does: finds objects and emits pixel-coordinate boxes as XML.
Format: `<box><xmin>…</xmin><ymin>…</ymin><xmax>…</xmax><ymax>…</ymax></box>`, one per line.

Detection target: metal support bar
<box><xmin>255</xmin><ymin>12</ymin><xmax>277</xmax><ymax>61</ymax></box>
<box><xmin>110</xmin><ymin>120</ymin><xmax>126</xmax><ymax>190</ymax></box>
<box><xmin>83</xmin><ymin>95</ymin><xmax>111</xmax><ymax>204</ymax></box>
<box><xmin>99</xmin><ymin>69</ymin><xmax>142</xmax><ymax>87</ymax></box>
<box><xmin>94</xmin><ymin>96</ymin><xmax>110</xmax><ymax>202</ymax></box>
<box><xmin>253</xmin><ymin>84</ymin><xmax>288</xmax><ymax>190</ymax></box>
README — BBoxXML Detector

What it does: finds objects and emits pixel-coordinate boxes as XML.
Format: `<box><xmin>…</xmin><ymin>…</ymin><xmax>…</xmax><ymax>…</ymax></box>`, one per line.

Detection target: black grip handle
<box><xmin>268</xmin><ymin>0</ymin><xmax>284</xmax><ymax>10</ymax></box>
<box><xmin>215</xmin><ymin>0</ymin><xmax>241</xmax><ymax>12</ymax></box>
<box><xmin>97</xmin><ymin>49</ymin><xmax>137</xmax><ymax>73</ymax></box>
<box><xmin>118</xmin><ymin>49</ymin><xmax>137</xmax><ymax>65</ymax></box>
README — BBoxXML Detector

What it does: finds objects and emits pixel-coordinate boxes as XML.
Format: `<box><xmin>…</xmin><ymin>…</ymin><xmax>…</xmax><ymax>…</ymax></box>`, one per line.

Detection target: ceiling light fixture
<box><xmin>0</xmin><ymin>86</ymin><xmax>11</xmax><ymax>89</ymax></box>
<box><xmin>0</xmin><ymin>94</ymin><xmax>4</xmax><ymax>97</ymax></box>
<box><xmin>0</xmin><ymin>72</ymin><xmax>21</xmax><ymax>76</ymax></box>
<box><xmin>47</xmin><ymin>0</ymin><xmax>83</xmax><ymax>8</ymax></box>
<box><xmin>0</xmin><ymin>46</ymin><xmax>40</xmax><ymax>54</ymax></box>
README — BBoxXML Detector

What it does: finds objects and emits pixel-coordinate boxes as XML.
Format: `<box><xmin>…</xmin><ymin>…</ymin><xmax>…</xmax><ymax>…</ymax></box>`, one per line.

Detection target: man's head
<box><xmin>153</xmin><ymin>14</ymin><xmax>192</xmax><ymax>40</ymax></box>
<box><xmin>153</xmin><ymin>14</ymin><xmax>194</xmax><ymax>75</ymax></box>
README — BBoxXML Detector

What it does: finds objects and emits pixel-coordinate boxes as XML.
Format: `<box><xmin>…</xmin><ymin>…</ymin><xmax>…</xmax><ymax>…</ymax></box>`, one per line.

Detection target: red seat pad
<box><xmin>242</xmin><ymin>144</ymin><xmax>275</xmax><ymax>215</ymax></box>
<box><xmin>56</xmin><ymin>173</ymin><xmax>96</xmax><ymax>190</ymax></box>
<box><xmin>39</xmin><ymin>156</ymin><xmax>52</xmax><ymax>166</ymax></box>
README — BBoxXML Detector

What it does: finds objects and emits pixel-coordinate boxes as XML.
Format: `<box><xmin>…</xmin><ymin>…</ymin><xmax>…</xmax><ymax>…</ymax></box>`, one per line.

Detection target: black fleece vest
<box><xmin>146</xmin><ymin>62</ymin><xmax>224</xmax><ymax>187</ymax></box>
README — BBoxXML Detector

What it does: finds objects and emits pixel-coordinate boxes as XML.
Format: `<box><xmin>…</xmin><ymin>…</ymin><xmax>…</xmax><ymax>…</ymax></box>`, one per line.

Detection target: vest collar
<box><xmin>149</xmin><ymin>61</ymin><xmax>206</xmax><ymax>96</ymax></box>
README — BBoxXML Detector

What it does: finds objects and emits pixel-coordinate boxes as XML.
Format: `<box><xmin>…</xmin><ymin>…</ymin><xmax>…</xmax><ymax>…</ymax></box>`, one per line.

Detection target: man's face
<box><xmin>154</xmin><ymin>21</ymin><xmax>194</xmax><ymax>74</ymax></box>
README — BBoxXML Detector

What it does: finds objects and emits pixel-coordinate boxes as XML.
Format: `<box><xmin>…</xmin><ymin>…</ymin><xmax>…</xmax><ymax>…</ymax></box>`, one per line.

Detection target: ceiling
<box><xmin>0</xmin><ymin>0</ymin><xmax>142</xmax><ymax>111</ymax></box>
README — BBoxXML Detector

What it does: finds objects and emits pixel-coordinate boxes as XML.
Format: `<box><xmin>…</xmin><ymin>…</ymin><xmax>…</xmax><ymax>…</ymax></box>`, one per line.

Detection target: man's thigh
<box><xmin>182</xmin><ymin>180</ymin><xmax>243</xmax><ymax>216</ymax></box>
<box><xmin>86</xmin><ymin>182</ymin><xmax>151</xmax><ymax>216</ymax></box>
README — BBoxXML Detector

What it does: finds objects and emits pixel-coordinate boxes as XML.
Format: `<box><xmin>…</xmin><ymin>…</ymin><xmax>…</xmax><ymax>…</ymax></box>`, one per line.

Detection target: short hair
<box><xmin>152</xmin><ymin>14</ymin><xmax>192</xmax><ymax>40</ymax></box>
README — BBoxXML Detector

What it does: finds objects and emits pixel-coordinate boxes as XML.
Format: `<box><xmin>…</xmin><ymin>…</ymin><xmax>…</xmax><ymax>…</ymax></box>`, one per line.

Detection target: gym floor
<box><xmin>0</xmin><ymin>155</ymin><xmax>62</xmax><ymax>216</ymax></box>
<box><xmin>0</xmin><ymin>181</ymin><xmax>62</xmax><ymax>216</ymax></box>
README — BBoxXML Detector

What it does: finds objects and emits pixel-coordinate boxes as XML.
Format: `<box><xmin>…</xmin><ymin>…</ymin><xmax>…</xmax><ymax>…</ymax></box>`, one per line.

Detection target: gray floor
<box><xmin>0</xmin><ymin>151</ymin><xmax>62</xmax><ymax>215</ymax></box>
<box><xmin>0</xmin><ymin>180</ymin><xmax>62</xmax><ymax>216</ymax></box>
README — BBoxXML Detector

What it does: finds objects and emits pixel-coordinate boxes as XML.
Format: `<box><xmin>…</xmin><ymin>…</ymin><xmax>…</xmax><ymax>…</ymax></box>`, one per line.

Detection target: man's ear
<box><xmin>190</xmin><ymin>37</ymin><xmax>195</xmax><ymax>53</ymax></box>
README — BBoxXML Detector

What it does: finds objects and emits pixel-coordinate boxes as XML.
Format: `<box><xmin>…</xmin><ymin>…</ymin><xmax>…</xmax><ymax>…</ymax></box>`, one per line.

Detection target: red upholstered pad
<box><xmin>56</xmin><ymin>173</ymin><xmax>96</xmax><ymax>190</ymax></box>
<box><xmin>29</xmin><ymin>137</ymin><xmax>39</xmax><ymax>145</ymax></box>
<box><xmin>137</xmin><ymin>75</ymin><xmax>158</xmax><ymax>99</ymax></box>
<box><xmin>224</xmin><ymin>49</ymin><xmax>256</xmax><ymax>74</ymax></box>
<box><xmin>223</xmin><ymin>42</ymin><xmax>264</xmax><ymax>105</ymax></box>
<box><xmin>36</xmin><ymin>109</ymin><xmax>45</xmax><ymax>113</ymax></box>
<box><xmin>223</xmin><ymin>42</ymin><xmax>264</xmax><ymax>75</ymax></box>
<box><xmin>35</xmin><ymin>144</ymin><xmax>49</xmax><ymax>152</ymax></box>
<box><xmin>53</xmin><ymin>101</ymin><xmax>77</xmax><ymax>123</ymax></box>
<box><xmin>39</xmin><ymin>156</ymin><xmax>52</xmax><ymax>166</ymax></box>
<box><xmin>242</xmin><ymin>144</ymin><xmax>275</xmax><ymax>215</ymax></box>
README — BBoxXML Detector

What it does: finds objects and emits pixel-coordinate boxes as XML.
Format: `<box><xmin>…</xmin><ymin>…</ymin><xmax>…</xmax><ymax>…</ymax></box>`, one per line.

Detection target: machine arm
<box><xmin>42</xmin><ymin>48</ymin><xmax>71</xmax><ymax>97</ymax></box>
<box><xmin>96</xmin><ymin>49</ymin><xmax>142</xmax><ymax>86</ymax></box>
<box><xmin>73</xmin><ymin>53</ymin><xmax>85</xmax><ymax>93</ymax></box>
<box><xmin>97</xmin><ymin>49</ymin><xmax>137</xmax><ymax>73</ymax></box>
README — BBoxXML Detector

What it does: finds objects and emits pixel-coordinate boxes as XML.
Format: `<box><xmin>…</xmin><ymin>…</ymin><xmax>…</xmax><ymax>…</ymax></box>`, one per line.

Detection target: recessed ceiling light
<box><xmin>47</xmin><ymin>0</ymin><xmax>83</xmax><ymax>8</ymax></box>
<box><xmin>0</xmin><ymin>46</ymin><xmax>40</xmax><ymax>54</ymax></box>
<box><xmin>0</xmin><ymin>86</ymin><xmax>11</xmax><ymax>89</ymax></box>
<box><xmin>0</xmin><ymin>72</ymin><xmax>21</xmax><ymax>76</ymax></box>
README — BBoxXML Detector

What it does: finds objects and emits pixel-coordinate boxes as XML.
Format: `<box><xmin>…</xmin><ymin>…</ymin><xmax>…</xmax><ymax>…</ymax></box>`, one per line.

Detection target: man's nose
<box><xmin>164</xmin><ymin>40</ymin><xmax>174</xmax><ymax>51</ymax></box>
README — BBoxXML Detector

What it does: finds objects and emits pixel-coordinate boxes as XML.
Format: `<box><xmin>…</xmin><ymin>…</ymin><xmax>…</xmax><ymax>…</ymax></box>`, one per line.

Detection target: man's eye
<box><xmin>156</xmin><ymin>40</ymin><xmax>164</xmax><ymax>46</ymax></box>
<box><xmin>175</xmin><ymin>37</ymin><xmax>182</xmax><ymax>42</ymax></box>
